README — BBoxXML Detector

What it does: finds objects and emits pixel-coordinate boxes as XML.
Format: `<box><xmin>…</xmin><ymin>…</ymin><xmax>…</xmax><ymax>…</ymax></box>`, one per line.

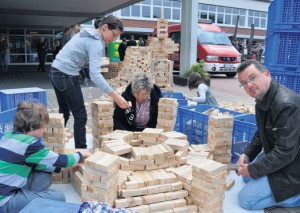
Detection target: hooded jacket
<box><xmin>52</xmin><ymin>28</ymin><xmax>113</xmax><ymax>94</ymax></box>
<box><xmin>113</xmin><ymin>83</ymin><xmax>162</xmax><ymax>131</ymax></box>
<box><xmin>244</xmin><ymin>80</ymin><xmax>300</xmax><ymax>203</ymax></box>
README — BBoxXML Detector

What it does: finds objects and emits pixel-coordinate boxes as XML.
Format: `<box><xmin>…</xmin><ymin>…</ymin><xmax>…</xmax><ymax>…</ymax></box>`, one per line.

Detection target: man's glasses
<box><xmin>239</xmin><ymin>71</ymin><xmax>266</xmax><ymax>88</ymax></box>
<box><xmin>110</xmin><ymin>29</ymin><xmax>118</xmax><ymax>39</ymax></box>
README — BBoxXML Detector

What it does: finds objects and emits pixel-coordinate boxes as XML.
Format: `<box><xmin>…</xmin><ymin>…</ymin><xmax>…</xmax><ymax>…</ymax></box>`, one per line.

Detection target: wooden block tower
<box><xmin>148</xmin><ymin>18</ymin><xmax>179</xmax><ymax>91</ymax></box>
<box><xmin>156</xmin><ymin>98</ymin><xmax>178</xmax><ymax>131</ymax></box>
<box><xmin>207</xmin><ymin>114</ymin><xmax>234</xmax><ymax>164</ymax></box>
<box><xmin>91</xmin><ymin>101</ymin><xmax>114</xmax><ymax>149</ymax></box>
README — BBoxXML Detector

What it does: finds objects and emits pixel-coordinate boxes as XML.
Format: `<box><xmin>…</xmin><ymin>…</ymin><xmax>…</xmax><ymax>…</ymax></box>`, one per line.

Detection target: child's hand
<box><xmin>80</xmin><ymin>150</ymin><xmax>92</xmax><ymax>162</ymax></box>
<box><xmin>186</xmin><ymin>97</ymin><xmax>193</xmax><ymax>101</ymax></box>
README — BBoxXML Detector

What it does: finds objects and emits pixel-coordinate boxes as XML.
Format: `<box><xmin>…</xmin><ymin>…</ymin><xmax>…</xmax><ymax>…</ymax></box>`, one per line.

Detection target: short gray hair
<box><xmin>131</xmin><ymin>73</ymin><xmax>153</xmax><ymax>94</ymax></box>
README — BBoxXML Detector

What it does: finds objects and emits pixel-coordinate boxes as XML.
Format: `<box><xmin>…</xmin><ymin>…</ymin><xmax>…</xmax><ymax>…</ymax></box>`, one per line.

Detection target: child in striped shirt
<box><xmin>0</xmin><ymin>101</ymin><xmax>90</xmax><ymax>212</ymax></box>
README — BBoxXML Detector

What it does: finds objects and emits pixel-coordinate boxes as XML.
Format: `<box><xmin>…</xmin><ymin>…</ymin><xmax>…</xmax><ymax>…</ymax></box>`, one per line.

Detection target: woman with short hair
<box><xmin>113</xmin><ymin>73</ymin><xmax>162</xmax><ymax>131</ymax></box>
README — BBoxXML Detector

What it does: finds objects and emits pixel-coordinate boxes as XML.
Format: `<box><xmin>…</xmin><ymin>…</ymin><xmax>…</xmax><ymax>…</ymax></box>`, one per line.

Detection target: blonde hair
<box><xmin>13</xmin><ymin>101</ymin><xmax>49</xmax><ymax>133</ymax></box>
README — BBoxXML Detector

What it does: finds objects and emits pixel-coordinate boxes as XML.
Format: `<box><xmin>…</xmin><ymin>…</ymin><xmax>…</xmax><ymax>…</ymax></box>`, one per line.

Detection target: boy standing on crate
<box><xmin>0</xmin><ymin>101</ymin><xmax>90</xmax><ymax>212</ymax></box>
<box><xmin>236</xmin><ymin>60</ymin><xmax>300</xmax><ymax>210</ymax></box>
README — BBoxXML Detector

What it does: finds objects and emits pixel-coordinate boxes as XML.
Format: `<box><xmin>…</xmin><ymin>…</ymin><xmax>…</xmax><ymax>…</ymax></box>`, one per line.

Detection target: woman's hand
<box><xmin>109</xmin><ymin>91</ymin><xmax>129</xmax><ymax>109</ymax></box>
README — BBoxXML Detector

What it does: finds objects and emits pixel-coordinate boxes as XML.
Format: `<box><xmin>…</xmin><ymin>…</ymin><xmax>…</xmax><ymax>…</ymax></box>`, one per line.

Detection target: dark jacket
<box><xmin>126</xmin><ymin>40</ymin><xmax>136</xmax><ymax>47</ymax></box>
<box><xmin>37</xmin><ymin>41</ymin><xmax>47</xmax><ymax>56</ymax></box>
<box><xmin>118</xmin><ymin>42</ymin><xmax>126</xmax><ymax>61</ymax></box>
<box><xmin>244</xmin><ymin>80</ymin><xmax>300</xmax><ymax>203</ymax></box>
<box><xmin>113</xmin><ymin>83</ymin><xmax>162</xmax><ymax>131</ymax></box>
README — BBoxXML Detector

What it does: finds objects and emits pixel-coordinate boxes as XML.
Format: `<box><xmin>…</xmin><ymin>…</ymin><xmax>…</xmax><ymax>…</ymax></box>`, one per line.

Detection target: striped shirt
<box><xmin>0</xmin><ymin>131</ymin><xmax>82</xmax><ymax>207</ymax></box>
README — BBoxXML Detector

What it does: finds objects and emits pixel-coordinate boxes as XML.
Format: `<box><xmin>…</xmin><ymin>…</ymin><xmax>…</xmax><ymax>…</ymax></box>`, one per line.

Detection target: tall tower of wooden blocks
<box><xmin>149</xmin><ymin>19</ymin><xmax>179</xmax><ymax>91</ymax></box>
<box><xmin>91</xmin><ymin>101</ymin><xmax>114</xmax><ymax>149</ymax></box>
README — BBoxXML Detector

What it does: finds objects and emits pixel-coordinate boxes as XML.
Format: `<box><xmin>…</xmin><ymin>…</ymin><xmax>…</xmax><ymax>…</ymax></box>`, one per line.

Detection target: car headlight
<box><xmin>206</xmin><ymin>55</ymin><xmax>218</xmax><ymax>61</ymax></box>
<box><xmin>237</xmin><ymin>56</ymin><xmax>241</xmax><ymax>62</ymax></box>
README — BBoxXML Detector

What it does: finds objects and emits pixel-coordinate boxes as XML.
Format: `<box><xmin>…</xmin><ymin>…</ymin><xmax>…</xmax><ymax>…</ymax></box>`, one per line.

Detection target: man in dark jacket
<box><xmin>236</xmin><ymin>60</ymin><xmax>300</xmax><ymax>210</ymax></box>
<box><xmin>118</xmin><ymin>38</ymin><xmax>127</xmax><ymax>61</ymax></box>
<box><xmin>37</xmin><ymin>37</ymin><xmax>47</xmax><ymax>72</ymax></box>
<box><xmin>113</xmin><ymin>73</ymin><xmax>162</xmax><ymax>132</ymax></box>
<box><xmin>126</xmin><ymin>35</ymin><xmax>136</xmax><ymax>47</ymax></box>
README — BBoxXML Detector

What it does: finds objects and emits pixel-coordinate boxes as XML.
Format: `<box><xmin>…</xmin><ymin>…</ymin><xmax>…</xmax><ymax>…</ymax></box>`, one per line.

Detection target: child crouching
<box><xmin>0</xmin><ymin>101</ymin><xmax>90</xmax><ymax>212</ymax></box>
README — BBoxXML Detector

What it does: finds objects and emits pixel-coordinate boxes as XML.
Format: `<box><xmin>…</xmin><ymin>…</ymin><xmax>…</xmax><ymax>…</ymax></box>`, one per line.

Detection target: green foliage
<box><xmin>184</xmin><ymin>60</ymin><xmax>210</xmax><ymax>80</ymax></box>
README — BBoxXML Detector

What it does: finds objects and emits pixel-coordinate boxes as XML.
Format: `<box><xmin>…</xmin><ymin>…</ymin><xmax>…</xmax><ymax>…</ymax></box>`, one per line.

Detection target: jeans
<box><xmin>0</xmin><ymin>51</ymin><xmax>8</xmax><ymax>73</ymax></box>
<box><xmin>0</xmin><ymin>171</ymin><xmax>65</xmax><ymax>213</ymax></box>
<box><xmin>49</xmin><ymin>67</ymin><xmax>87</xmax><ymax>148</ymax></box>
<box><xmin>238</xmin><ymin>153</ymin><xmax>300</xmax><ymax>210</ymax></box>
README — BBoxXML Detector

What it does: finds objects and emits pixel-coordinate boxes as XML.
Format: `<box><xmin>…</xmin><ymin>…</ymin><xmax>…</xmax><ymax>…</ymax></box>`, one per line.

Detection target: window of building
<box><xmin>199</xmin><ymin>4</ymin><xmax>260</xmax><ymax>28</ymax></box>
<box><xmin>119</xmin><ymin>0</ymin><xmax>181</xmax><ymax>21</ymax></box>
<box><xmin>248</xmin><ymin>10</ymin><xmax>267</xmax><ymax>28</ymax></box>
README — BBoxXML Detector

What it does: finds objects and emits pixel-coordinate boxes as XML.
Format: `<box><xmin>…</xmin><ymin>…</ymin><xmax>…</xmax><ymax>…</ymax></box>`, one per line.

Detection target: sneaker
<box><xmin>81</xmin><ymin>78</ymin><xmax>88</xmax><ymax>86</ymax></box>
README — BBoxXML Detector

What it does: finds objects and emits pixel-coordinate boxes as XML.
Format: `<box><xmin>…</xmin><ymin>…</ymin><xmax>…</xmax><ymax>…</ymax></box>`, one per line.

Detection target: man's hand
<box><xmin>237</xmin><ymin>154</ymin><xmax>249</xmax><ymax>166</ymax></box>
<box><xmin>110</xmin><ymin>91</ymin><xmax>129</xmax><ymax>109</ymax></box>
<box><xmin>237</xmin><ymin>163</ymin><xmax>251</xmax><ymax>178</ymax></box>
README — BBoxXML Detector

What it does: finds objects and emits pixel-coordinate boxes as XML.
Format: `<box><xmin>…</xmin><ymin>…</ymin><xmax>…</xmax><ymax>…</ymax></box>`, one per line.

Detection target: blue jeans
<box><xmin>49</xmin><ymin>67</ymin><xmax>87</xmax><ymax>148</ymax></box>
<box><xmin>0</xmin><ymin>171</ymin><xmax>65</xmax><ymax>213</ymax></box>
<box><xmin>238</xmin><ymin>153</ymin><xmax>300</xmax><ymax>210</ymax></box>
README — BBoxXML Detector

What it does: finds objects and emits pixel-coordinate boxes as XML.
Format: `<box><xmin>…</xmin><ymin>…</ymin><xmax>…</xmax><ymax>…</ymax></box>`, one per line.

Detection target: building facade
<box><xmin>0</xmin><ymin>0</ymin><xmax>270</xmax><ymax>65</ymax></box>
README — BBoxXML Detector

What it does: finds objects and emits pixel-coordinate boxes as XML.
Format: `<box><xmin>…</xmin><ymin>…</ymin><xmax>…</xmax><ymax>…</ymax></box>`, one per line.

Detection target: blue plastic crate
<box><xmin>269</xmin><ymin>71</ymin><xmax>300</xmax><ymax>94</ymax></box>
<box><xmin>264</xmin><ymin>31</ymin><xmax>300</xmax><ymax>70</ymax></box>
<box><xmin>0</xmin><ymin>108</ymin><xmax>17</xmax><ymax>138</ymax></box>
<box><xmin>231</xmin><ymin>114</ymin><xmax>257</xmax><ymax>163</ymax></box>
<box><xmin>0</xmin><ymin>87</ymin><xmax>47</xmax><ymax>112</ymax></box>
<box><xmin>267</xmin><ymin>0</ymin><xmax>300</xmax><ymax>34</ymax></box>
<box><xmin>179</xmin><ymin>104</ymin><xmax>243</xmax><ymax>145</ymax></box>
<box><xmin>162</xmin><ymin>92</ymin><xmax>185</xmax><ymax>99</ymax></box>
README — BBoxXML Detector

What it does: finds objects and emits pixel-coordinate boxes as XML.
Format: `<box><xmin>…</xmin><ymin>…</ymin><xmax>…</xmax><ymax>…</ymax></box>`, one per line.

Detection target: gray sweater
<box><xmin>52</xmin><ymin>28</ymin><xmax>113</xmax><ymax>94</ymax></box>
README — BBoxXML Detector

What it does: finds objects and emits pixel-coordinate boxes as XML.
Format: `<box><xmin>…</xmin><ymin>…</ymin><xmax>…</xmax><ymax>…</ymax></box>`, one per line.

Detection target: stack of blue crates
<box><xmin>0</xmin><ymin>87</ymin><xmax>47</xmax><ymax>112</ymax></box>
<box><xmin>178</xmin><ymin>104</ymin><xmax>244</xmax><ymax>145</ymax></box>
<box><xmin>161</xmin><ymin>92</ymin><xmax>188</xmax><ymax>131</ymax></box>
<box><xmin>264</xmin><ymin>0</ymin><xmax>300</xmax><ymax>92</ymax></box>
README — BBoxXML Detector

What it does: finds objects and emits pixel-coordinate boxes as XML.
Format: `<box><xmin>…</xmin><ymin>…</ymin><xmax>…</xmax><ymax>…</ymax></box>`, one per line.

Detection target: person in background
<box><xmin>236</xmin><ymin>60</ymin><xmax>300</xmax><ymax>210</ymax></box>
<box><xmin>50</xmin><ymin>15</ymin><xmax>129</xmax><ymax>149</ymax></box>
<box><xmin>61</xmin><ymin>27</ymin><xmax>72</xmax><ymax>48</ymax></box>
<box><xmin>186</xmin><ymin>72</ymin><xmax>218</xmax><ymax>106</ymax></box>
<box><xmin>138</xmin><ymin>37</ymin><xmax>144</xmax><ymax>46</ymax></box>
<box><xmin>142</xmin><ymin>33</ymin><xmax>149</xmax><ymax>46</ymax></box>
<box><xmin>0</xmin><ymin>101</ymin><xmax>90</xmax><ymax>212</ymax></box>
<box><xmin>37</xmin><ymin>37</ymin><xmax>47</xmax><ymax>72</ymax></box>
<box><xmin>52</xmin><ymin>39</ymin><xmax>61</xmax><ymax>60</ymax></box>
<box><xmin>118</xmin><ymin>37</ymin><xmax>127</xmax><ymax>61</ymax></box>
<box><xmin>0</xmin><ymin>34</ymin><xmax>8</xmax><ymax>74</ymax></box>
<box><xmin>113</xmin><ymin>73</ymin><xmax>162</xmax><ymax>131</ymax></box>
<box><xmin>126</xmin><ymin>35</ymin><xmax>136</xmax><ymax>46</ymax></box>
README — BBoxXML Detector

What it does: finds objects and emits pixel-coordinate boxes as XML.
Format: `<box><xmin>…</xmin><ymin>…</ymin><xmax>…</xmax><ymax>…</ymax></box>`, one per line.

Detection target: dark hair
<box><xmin>122</xmin><ymin>38</ymin><xmax>126</xmax><ymax>42</ymax></box>
<box><xmin>130</xmin><ymin>35</ymin><xmax>134</xmax><ymax>40</ymax></box>
<box><xmin>236</xmin><ymin>59</ymin><xmax>266</xmax><ymax>74</ymax></box>
<box><xmin>188</xmin><ymin>72</ymin><xmax>203</xmax><ymax>90</ymax></box>
<box><xmin>95</xmin><ymin>15</ymin><xmax>123</xmax><ymax>32</ymax></box>
<box><xmin>14</xmin><ymin>101</ymin><xmax>49</xmax><ymax>133</ymax></box>
<box><xmin>64</xmin><ymin>27</ymin><xmax>72</xmax><ymax>33</ymax></box>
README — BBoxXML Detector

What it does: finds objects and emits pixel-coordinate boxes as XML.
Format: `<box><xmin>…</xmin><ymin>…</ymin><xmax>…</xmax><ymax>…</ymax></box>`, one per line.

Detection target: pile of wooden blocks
<box><xmin>81</xmin><ymin>151</ymin><xmax>120</xmax><ymax>207</ymax></box>
<box><xmin>103</xmin><ymin>61</ymin><xmax>121</xmax><ymax>80</ymax></box>
<box><xmin>142</xmin><ymin>128</ymin><xmax>164</xmax><ymax>146</ymax></box>
<box><xmin>115</xmin><ymin>46</ymin><xmax>152</xmax><ymax>87</ymax></box>
<box><xmin>190</xmin><ymin>159</ymin><xmax>227</xmax><ymax>213</ymax></box>
<box><xmin>91</xmin><ymin>101</ymin><xmax>114</xmax><ymax>149</ymax></box>
<box><xmin>148</xmin><ymin>19</ymin><xmax>179</xmax><ymax>92</ymax></box>
<box><xmin>156</xmin><ymin>98</ymin><xmax>178</xmax><ymax>131</ymax></box>
<box><xmin>43</xmin><ymin>113</ymin><xmax>67</xmax><ymax>153</ymax></box>
<box><xmin>115</xmin><ymin>169</ymin><xmax>197</xmax><ymax>213</ymax></box>
<box><xmin>207</xmin><ymin>114</ymin><xmax>234</xmax><ymax>164</ymax></box>
<box><xmin>219</xmin><ymin>101</ymin><xmax>255</xmax><ymax>114</ymax></box>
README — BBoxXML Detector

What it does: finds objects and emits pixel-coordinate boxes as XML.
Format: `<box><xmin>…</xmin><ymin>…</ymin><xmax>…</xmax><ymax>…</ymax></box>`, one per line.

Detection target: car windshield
<box><xmin>198</xmin><ymin>30</ymin><xmax>232</xmax><ymax>46</ymax></box>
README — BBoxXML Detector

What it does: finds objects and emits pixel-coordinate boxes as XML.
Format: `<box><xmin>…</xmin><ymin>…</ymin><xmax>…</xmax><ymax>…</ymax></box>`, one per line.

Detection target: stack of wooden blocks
<box><xmin>167</xmin><ymin>165</ymin><xmax>193</xmax><ymax>192</ymax></box>
<box><xmin>190</xmin><ymin>159</ymin><xmax>227</xmax><ymax>213</ymax></box>
<box><xmin>116</xmin><ymin>46</ymin><xmax>151</xmax><ymax>87</ymax></box>
<box><xmin>148</xmin><ymin>19</ymin><xmax>179</xmax><ymax>92</ymax></box>
<box><xmin>91</xmin><ymin>101</ymin><xmax>114</xmax><ymax>149</ymax></box>
<box><xmin>43</xmin><ymin>113</ymin><xmax>67</xmax><ymax>153</ymax></box>
<box><xmin>207</xmin><ymin>114</ymin><xmax>234</xmax><ymax>164</ymax></box>
<box><xmin>115</xmin><ymin>169</ymin><xmax>197</xmax><ymax>213</ymax></box>
<box><xmin>102</xmin><ymin>139</ymin><xmax>133</xmax><ymax>156</ymax></box>
<box><xmin>82</xmin><ymin>151</ymin><xmax>120</xmax><ymax>207</ymax></box>
<box><xmin>142</xmin><ymin>128</ymin><xmax>164</xmax><ymax>146</ymax></box>
<box><xmin>156</xmin><ymin>98</ymin><xmax>178</xmax><ymax>131</ymax></box>
<box><xmin>219</xmin><ymin>101</ymin><xmax>255</xmax><ymax>114</ymax></box>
